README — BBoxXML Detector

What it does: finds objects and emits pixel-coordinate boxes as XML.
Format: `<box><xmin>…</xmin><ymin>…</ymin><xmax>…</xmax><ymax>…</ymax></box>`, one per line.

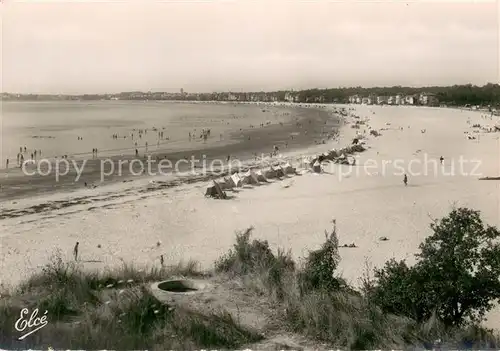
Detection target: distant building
<box><xmin>285</xmin><ymin>92</ymin><xmax>297</xmax><ymax>102</ymax></box>
<box><xmin>368</xmin><ymin>94</ymin><xmax>377</xmax><ymax>105</ymax></box>
<box><xmin>419</xmin><ymin>92</ymin><xmax>439</xmax><ymax>106</ymax></box>
<box><xmin>404</xmin><ymin>95</ymin><xmax>416</xmax><ymax>105</ymax></box>
<box><xmin>395</xmin><ymin>94</ymin><xmax>402</xmax><ymax>105</ymax></box>
<box><xmin>377</xmin><ymin>96</ymin><xmax>388</xmax><ymax>105</ymax></box>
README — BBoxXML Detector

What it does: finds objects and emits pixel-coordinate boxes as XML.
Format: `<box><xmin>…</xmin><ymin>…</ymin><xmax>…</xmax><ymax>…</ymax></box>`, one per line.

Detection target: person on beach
<box><xmin>440</xmin><ymin>156</ymin><xmax>444</xmax><ymax>165</ymax></box>
<box><xmin>160</xmin><ymin>255</ymin><xmax>164</xmax><ymax>267</ymax></box>
<box><xmin>403</xmin><ymin>174</ymin><xmax>408</xmax><ymax>186</ymax></box>
<box><xmin>19</xmin><ymin>154</ymin><xmax>24</xmax><ymax>167</ymax></box>
<box><xmin>73</xmin><ymin>242</ymin><xmax>79</xmax><ymax>261</ymax></box>
<box><xmin>6</xmin><ymin>159</ymin><xmax>9</xmax><ymax>169</ymax></box>
<box><xmin>135</xmin><ymin>149</ymin><xmax>139</xmax><ymax>157</ymax></box>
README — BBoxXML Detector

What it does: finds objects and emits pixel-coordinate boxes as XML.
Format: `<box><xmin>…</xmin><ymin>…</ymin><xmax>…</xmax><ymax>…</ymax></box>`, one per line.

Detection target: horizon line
<box><xmin>2</xmin><ymin>82</ymin><xmax>499</xmax><ymax>96</ymax></box>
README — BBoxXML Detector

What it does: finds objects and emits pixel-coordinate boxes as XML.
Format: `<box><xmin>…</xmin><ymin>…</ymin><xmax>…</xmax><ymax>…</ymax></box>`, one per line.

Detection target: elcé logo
<box><xmin>14</xmin><ymin>308</ymin><xmax>49</xmax><ymax>340</ymax></box>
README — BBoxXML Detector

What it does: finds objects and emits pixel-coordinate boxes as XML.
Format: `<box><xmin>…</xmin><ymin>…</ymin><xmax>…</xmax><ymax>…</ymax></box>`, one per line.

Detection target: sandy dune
<box><xmin>1</xmin><ymin>104</ymin><xmax>499</xmax><ymax>328</ymax></box>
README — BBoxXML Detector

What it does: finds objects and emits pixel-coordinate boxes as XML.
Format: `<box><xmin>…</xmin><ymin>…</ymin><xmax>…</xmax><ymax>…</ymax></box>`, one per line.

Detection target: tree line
<box><xmin>3</xmin><ymin>83</ymin><xmax>500</xmax><ymax>107</ymax></box>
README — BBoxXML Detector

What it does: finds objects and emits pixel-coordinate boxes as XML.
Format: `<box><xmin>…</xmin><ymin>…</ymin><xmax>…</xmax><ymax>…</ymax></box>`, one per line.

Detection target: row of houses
<box><xmin>348</xmin><ymin>93</ymin><xmax>439</xmax><ymax>106</ymax></box>
<box><xmin>226</xmin><ymin>92</ymin><xmax>279</xmax><ymax>102</ymax></box>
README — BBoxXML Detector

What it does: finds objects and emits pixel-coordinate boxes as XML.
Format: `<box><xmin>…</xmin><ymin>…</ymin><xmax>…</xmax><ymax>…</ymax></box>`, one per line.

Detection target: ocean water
<box><xmin>0</xmin><ymin>101</ymin><xmax>291</xmax><ymax>167</ymax></box>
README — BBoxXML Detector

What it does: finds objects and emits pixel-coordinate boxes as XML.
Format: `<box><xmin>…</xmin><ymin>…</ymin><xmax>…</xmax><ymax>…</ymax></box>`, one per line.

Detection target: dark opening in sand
<box><xmin>157</xmin><ymin>279</ymin><xmax>199</xmax><ymax>293</ymax></box>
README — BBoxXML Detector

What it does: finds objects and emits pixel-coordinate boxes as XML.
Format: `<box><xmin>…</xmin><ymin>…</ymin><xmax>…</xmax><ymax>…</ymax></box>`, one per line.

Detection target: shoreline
<box><xmin>0</xmin><ymin>104</ymin><xmax>340</xmax><ymax>202</ymax></box>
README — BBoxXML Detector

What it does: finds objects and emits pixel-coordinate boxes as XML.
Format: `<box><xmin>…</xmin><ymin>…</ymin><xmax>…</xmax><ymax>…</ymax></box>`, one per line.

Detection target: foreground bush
<box><xmin>215</xmin><ymin>222</ymin><xmax>419</xmax><ymax>348</ymax></box>
<box><xmin>297</xmin><ymin>220</ymin><xmax>348</xmax><ymax>293</ymax></box>
<box><xmin>215</xmin><ymin>227</ymin><xmax>295</xmax><ymax>299</ymax></box>
<box><xmin>215</xmin><ymin>212</ymin><xmax>500</xmax><ymax>349</ymax></box>
<box><xmin>368</xmin><ymin>207</ymin><xmax>500</xmax><ymax>327</ymax></box>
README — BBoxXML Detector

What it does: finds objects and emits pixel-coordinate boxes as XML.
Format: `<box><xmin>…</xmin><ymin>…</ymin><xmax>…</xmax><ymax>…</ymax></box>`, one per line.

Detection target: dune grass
<box><xmin>2</xmin><ymin>221</ymin><xmax>500</xmax><ymax>349</ymax></box>
<box><xmin>215</xmin><ymin>225</ymin><xmax>500</xmax><ymax>350</ymax></box>
<box><xmin>0</xmin><ymin>254</ymin><xmax>260</xmax><ymax>350</ymax></box>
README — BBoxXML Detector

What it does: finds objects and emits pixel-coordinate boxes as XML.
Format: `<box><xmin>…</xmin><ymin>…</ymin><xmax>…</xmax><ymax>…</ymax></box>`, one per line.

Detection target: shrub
<box><xmin>298</xmin><ymin>220</ymin><xmax>347</xmax><ymax>293</ymax></box>
<box><xmin>283</xmin><ymin>289</ymin><xmax>417</xmax><ymax>349</ymax></box>
<box><xmin>214</xmin><ymin>227</ymin><xmax>295</xmax><ymax>299</ymax></box>
<box><xmin>369</xmin><ymin>208</ymin><xmax>500</xmax><ymax>326</ymax></box>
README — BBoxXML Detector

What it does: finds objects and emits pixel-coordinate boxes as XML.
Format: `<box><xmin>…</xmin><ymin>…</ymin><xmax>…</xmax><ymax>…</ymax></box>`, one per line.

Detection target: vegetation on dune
<box><xmin>366</xmin><ymin>208</ymin><xmax>500</xmax><ymax>327</ymax></box>
<box><xmin>215</xmin><ymin>208</ymin><xmax>500</xmax><ymax>349</ymax></box>
<box><xmin>1</xmin><ymin>207</ymin><xmax>500</xmax><ymax>349</ymax></box>
<box><xmin>1</xmin><ymin>258</ymin><xmax>260</xmax><ymax>350</ymax></box>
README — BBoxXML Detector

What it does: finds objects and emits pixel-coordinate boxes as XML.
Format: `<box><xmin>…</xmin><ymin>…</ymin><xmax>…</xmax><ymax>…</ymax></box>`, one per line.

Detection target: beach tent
<box><xmin>205</xmin><ymin>181</ymin><xmax>227</xmax><ymax>199</ymax></box>
<box><xmin>312</xmin><ymin>161</ymin><xmax>322</xmax><ymax>173</ymax></box>
<box><xmin>205</xmin><ymin>185</ymin><xmax>216</xmax><ymax>197</ymax></box>
<box><xmin>254</xmin><ymin>169</ymin><xmax>267</xmax><ymax>182</ymax></box>
<box><xmin>228</xmin><ymin>173</ymin><xmax>243</xmax><ymax>187</ymax></box>
<box><xmin>218</xmin><ymin>178</ymin><xmax>232</xmax><ymax>190</ymax></box>
<box><xmin>276</xmin><ymin>165</ymin><xmax>287</xmax><ymax>178</ymax></box>
<box><xmin>263</xmin><ymin>167</ymin><xmax>277</xmax><ymax>180</ymax></box>
<box><xmin>315</xmin><ymin>154</ymin><xmax>328</xmax><ymax>164</ymax></box>
<box><xmin>273</xmin><ymin>165</ymin><xmax>285</xmax><ymax>178</ymax></box>
<box><xmin>242</xmin><ymin>170</ymin><xmax>259</xmax><ymax>185</ymax></box>
<box><xmin>328</xmin><ymin>149</ymin><xmax>338</xmax><ymax>159</ymax></box>
<box><xmin>213</xmin><ymin>181</ymin><xmax>226</xmax><ymax>198</ymax></box>
<box><xmin>282</xmin><ymin>162</ymin><xmax>296</xmax><ymax>175</ymax></box>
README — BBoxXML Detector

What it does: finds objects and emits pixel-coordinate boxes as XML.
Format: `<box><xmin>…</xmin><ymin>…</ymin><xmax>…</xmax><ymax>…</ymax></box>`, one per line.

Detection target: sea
<box><xmin>0</xmin><ymin>100</ymin><xmax>293</xmax><ymax>167</ymax></box>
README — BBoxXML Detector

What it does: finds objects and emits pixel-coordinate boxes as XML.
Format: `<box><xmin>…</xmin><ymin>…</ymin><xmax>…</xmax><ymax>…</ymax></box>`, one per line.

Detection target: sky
<box><xmin>1</xmin><ymin>0</ymin><xmax>499</xmax><ymax>94</ymax></box>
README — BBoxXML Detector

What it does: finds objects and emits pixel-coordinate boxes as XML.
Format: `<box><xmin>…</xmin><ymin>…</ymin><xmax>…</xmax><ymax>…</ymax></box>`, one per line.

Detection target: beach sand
<box><xmin>1</xmin><ymin>104</ymin><xmax>499</xmax><ymax>329</ymax></box>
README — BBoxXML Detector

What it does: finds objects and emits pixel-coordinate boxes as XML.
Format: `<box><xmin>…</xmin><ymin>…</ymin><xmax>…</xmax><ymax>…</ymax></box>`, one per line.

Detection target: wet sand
<box><xmin>0</xmin><ymin>105</ymin><xmax>340</xmax><ymax>201</ymax></box>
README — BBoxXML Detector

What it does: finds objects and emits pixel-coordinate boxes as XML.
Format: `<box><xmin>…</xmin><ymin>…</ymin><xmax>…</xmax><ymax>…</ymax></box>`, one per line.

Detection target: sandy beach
<box><xmin>1</xmin><ymin>104</ymin><xmax>499</xmax><ymax>328</ymax></box>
